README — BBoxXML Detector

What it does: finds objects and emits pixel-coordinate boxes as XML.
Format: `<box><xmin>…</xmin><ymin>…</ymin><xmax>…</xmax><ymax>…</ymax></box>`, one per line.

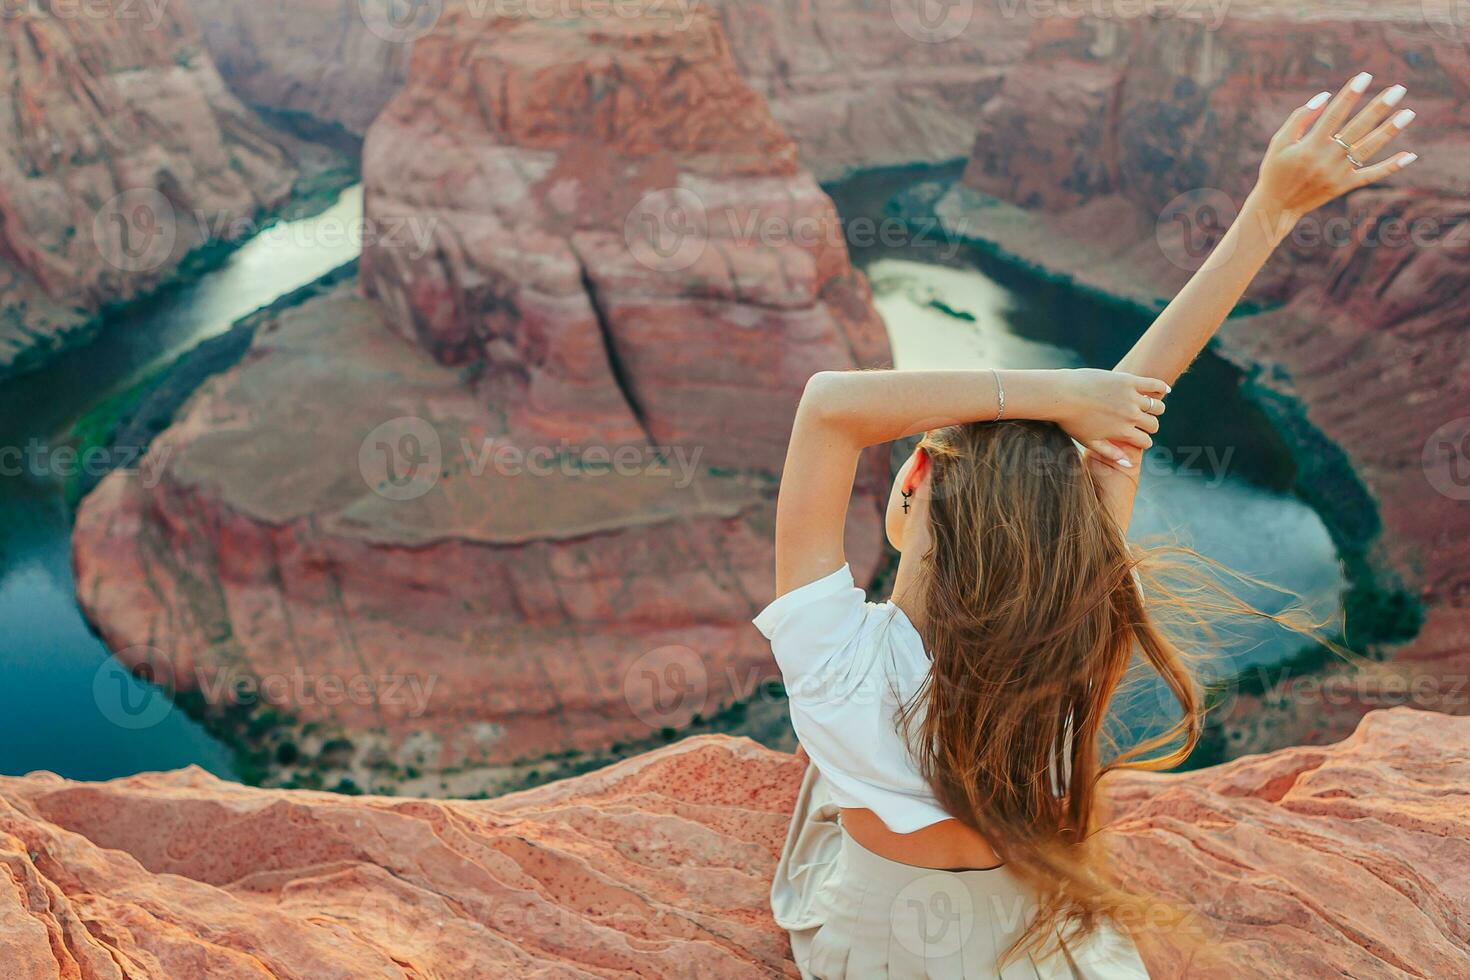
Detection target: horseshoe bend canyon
<box><xmin>3</xmin><ymin>0</ymin><xmax>1469</xmax><ymax>975</ymax></box>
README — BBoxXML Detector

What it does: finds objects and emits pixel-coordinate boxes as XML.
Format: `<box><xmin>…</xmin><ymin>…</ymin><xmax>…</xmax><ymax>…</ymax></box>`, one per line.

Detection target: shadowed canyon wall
<box><xmin>186</xmin><ymin>0</ymin><xmax>413</xmax><ymax>138</ymax></box>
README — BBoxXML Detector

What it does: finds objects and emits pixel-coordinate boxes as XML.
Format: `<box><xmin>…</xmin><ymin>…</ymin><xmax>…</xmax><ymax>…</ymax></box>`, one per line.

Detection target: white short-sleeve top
<box><xmin>753</xmin><ymin>563</ymin><xmax>951</xmax><ymax>834</ymax></box>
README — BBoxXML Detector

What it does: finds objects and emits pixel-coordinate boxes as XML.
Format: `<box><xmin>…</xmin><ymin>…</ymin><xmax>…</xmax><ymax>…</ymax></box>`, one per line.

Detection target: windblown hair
<box><xmin>898</xmin><ymin>420</ymin><xmax>1329</xmax><ymax>963</ymax></box>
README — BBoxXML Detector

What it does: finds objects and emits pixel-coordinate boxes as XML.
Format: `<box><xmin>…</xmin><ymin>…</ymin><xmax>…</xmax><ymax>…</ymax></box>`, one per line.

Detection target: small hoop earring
<box><xmin>901</xmin><ymin>488</ymin><xmax>913</xmax><ymax>514</ymax></box>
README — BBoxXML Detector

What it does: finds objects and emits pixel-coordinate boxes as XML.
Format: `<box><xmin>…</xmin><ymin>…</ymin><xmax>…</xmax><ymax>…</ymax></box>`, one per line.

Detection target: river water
<box><xmin>0</xmin><ymin>173</ymin><xmax>1344</xmax><ymax>780</ymax></box>
<box><xmin>0</xmin><ymin>186</ymin><xmax>364</xmax><ymax>780</ymax></box>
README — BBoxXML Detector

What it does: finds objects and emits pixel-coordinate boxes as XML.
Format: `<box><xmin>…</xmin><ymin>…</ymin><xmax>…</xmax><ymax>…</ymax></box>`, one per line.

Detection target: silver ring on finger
<box><xmin>1332</xmin><ymin>133</ymin><xmax>1365</xmax><ymax>169</ymax></box>
<box><xmin>1146</xmin><ymin>396</ymin><xmax>1156</xmax><ymax>413</ymax></box>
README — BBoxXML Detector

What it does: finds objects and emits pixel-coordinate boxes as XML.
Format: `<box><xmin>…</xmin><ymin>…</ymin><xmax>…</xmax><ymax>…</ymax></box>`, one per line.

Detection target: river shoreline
<box><xmin>48</xmin><ymin>163</ymin><xmax>1411</xmax><ymax>787</ymax></box>
<box><xmin>0</xmin><ymin>169</ymin><xmax>365</xmax><ymax>784</ymax></box>
<box><xmin>0</xmin><ymin>161</ymin><xmax>359</xmax><ymax>387</ymax></box>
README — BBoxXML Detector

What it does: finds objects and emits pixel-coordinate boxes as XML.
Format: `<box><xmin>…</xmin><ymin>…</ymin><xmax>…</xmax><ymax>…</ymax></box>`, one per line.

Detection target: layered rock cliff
<box><xmin>2</xmin><ymin>707</ymin><xmax>1465</xmax><ymax>977</ymax></box>
<box><xmin>933</xmin><ymin>3</ymin><xmax>1470</xmax><ymax>759</ymax></box>
<box><xmin>73</xmin><ymin>8</ymin><xmax>890</xmax><ymax>791</ymax></box>
<box><xmin>180</xmin><ymin>0</ymin><xmax>1031</xmax><ymax>179</ymax></box>
<box><xmin>0</xmin><ymin>0</ymin><xmax>315</xmax><ymax>377</ymax></box>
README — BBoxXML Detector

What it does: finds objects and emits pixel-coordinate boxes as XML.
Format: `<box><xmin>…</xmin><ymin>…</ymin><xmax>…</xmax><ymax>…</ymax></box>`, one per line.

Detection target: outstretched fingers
<box><xmin>1352</xmin><ymin>107</ymin><xmax>1415</xmax><ymax>166</ymax></box>
<box><xmin>1336</xmin><ymin>84</ymin><xmax>1408</xmax><ymax>145</ymax></box>
<box><xmin>1352</xmin><ymin>151</ymin><xmax>1419</xmax><ymax>188</ymax></box>
<box><xmin>1272</xmin><ymin>91</ymin><xmax>1330</xmax><ymax>148</ymax></box>
<box><xmin>1310</xmin><ymin>71</ymin><xmax>1375</xmax><ymax>143</ymax></box>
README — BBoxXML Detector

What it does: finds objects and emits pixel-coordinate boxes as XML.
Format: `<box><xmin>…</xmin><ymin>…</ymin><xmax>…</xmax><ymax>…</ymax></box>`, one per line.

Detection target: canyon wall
<box><xmin>936</xmin><ymin>3</ymin><xmax>1470</xmax><ymax>758</ymax></box>
<box><xmin>2</xmin><ymin>708</ymin><xmax>1466</xmax><ymax>977</ymax></box>
<box><xmin>72</xmin><ymin>8</ymin><xmax>890</xmax><ymax>790</ymax></box>
<box><xmin>707</xmin><ymin>0</ymin><xmax>1030</xmax><ymax>179</ymax></box>
<box><xmin>180</xmin><ymin>0</ymin><xmax>1032</xmax><ymax>178</ymax></box>
<box><xmin>0</xmin><ymin>0</ymin><xmax>311</xmax><ymax>377</ymax></box>
<box><xmin>186</xmin><ymin>0</ymin><xmax>412</xmax><ymax>137</ymax></box>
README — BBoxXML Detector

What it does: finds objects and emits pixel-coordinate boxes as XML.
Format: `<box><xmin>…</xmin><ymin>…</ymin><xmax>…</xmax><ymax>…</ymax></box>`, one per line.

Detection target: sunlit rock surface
<box><xmin>1</xmin><ymin>709</ymin><xmax>1465</xmax><ymax>977</ymax></box>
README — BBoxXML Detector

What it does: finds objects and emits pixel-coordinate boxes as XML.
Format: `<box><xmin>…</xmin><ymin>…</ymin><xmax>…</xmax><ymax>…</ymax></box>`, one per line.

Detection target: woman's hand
<box><xmin>1053</xmin><ymin>368</ymin><xmax>1169</xmax><ymax>468</ymax></box>
<box><xmin>1252</xmin><ymin>72</ymin><xmax>1417</xmax><ymax>227</ymax></box>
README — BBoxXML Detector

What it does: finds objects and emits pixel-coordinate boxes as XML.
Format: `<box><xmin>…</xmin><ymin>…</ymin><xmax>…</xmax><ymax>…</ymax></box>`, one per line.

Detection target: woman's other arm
<box><xmin>774</xmin><ymin>368</ymin><xmax>1167</xmax><ymax>595</ymax></box>
<box><xmin>1093</xmin><ymin>73</ymin><xmax>1418</xmax><ymax>527</ymax></box>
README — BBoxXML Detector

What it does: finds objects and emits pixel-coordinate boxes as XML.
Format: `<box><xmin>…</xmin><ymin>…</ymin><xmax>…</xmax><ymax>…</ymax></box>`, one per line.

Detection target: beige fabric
<box><xmin>772</xmin><ymin>763</ymin><xmax>1151</xmax><ymax>979</ymax></box>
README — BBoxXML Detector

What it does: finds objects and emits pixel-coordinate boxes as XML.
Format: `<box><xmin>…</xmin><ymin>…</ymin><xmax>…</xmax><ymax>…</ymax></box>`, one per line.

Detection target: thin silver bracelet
<box><xmin>991</xmin><ymin>368</ymin><xmax>1005</xmax><ymax>421</ymax></box>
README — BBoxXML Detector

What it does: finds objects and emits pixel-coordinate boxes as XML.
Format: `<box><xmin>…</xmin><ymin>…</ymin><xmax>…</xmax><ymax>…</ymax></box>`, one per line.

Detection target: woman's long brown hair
<box><xmin>898</xmin><ymin>420</ymin><xmax>1332</xmax><ymax>963</ymax></box>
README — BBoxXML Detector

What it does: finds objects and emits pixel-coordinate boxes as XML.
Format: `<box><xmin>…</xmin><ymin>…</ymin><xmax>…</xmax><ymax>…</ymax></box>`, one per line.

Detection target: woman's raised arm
<box><xmin>773</xmin><ymin>368</ymin><xmax>1167</xmax><ymax>594</ymax></box>
<box><xmin>1094</xmin><ymin>72</ymin><xmax>1417</xmax><ymax>527</ymax></box>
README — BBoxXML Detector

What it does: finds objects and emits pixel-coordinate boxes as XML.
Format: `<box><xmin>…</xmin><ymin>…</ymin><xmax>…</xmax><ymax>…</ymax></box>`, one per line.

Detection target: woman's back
<box><xmin>755</xmin><ymin>562</ymin><xmax>1006</xmax><ymax>870</ymax></box>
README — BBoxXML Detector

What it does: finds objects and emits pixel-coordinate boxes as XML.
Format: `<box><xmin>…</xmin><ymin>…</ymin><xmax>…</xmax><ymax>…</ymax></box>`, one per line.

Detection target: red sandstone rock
<box><xmin>183</xmin><ymin>0</ymin><xmax>1031</xmax><ymax>180</ymax></box>
<box><xmin>0</xmin><ymin>0</ymin><xmax>305</xmax><ymax>376</ymax></box>
<box><xmin>73</xmin><ymin>9</ymin><xmax>890</xmax><ymax>785</ymax></box>
<box><xmin>0</xmin><ymin>708</ymin><xmax>1465</xmax><ymax>978</ymax></box>
<box><xmin>361</xmin><ymin>4</ymin><xmax>890</xmax><ymax>471</ymax></box>
<box><xmin>942</xmin><ymin>3</ymin><xmax>1470</xmax><ymax>759</ymax></box>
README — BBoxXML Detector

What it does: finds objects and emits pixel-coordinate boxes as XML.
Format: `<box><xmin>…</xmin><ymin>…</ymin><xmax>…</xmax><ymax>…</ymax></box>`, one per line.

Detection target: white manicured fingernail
<box><xmin>1349</xmin><ymin>72</ymin><xmax>1373</xmax><ymax>94</ymax></box>
<box><xmin>1165</xmin><ymin>384</ymin><xmax>1172</xmax><ymax>393</ymax></box>
<box><xmin>1400</xmin><ymin>152</ymin><xmax>1418</xmax><ymax>165</ymax></box>
<box><xmin>1383</xmin><ymin>85</ymin><xmax>1406</xmax><ymax>106</ymax></box>
<box><xmin>1306</xmin><ymin>91</ymin><xmax>1331</xmax><ymax>110</ymax></box>
<box><xmin>1117</xmin><ymin>458</ymin><xmax>1133</xmax><ymax>469</ymax></box>
<box><xmin>1393</xmin><ymin>109</ymin><xmax>1415</xmax><ymax>128</ymax></box>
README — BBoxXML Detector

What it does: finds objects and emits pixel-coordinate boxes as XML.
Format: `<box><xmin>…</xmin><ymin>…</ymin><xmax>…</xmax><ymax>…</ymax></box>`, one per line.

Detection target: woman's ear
<box><xmin>904</xmin><ymin>446</ymin><xmax>930</xmax><ymax>494</ymax></box>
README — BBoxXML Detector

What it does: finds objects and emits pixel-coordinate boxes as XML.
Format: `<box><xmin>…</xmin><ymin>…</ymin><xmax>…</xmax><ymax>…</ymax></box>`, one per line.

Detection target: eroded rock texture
<box><xmin>1</xmin><ymin>709</ymin><xmax>1466</xmax><ymax>978</ymax></box>
<box><xmin>0</xmin><ymin>0</ymin><xmax>306</xmax><ymax>376</ymax></box>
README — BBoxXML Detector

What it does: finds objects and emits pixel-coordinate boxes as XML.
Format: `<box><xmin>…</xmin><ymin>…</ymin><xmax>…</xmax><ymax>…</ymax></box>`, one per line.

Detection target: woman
<box><xmin>757</xmin><ymin>74</ymin><xmax>1416</xmax><ymax>978</ymax></box>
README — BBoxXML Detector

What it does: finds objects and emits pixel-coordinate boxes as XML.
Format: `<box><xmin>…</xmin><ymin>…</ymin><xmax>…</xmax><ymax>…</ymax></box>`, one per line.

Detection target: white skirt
<box><xmin>771</xmin><ymin>763</ymin><xmax>1151</xmax><ymax>979</ymax></box>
